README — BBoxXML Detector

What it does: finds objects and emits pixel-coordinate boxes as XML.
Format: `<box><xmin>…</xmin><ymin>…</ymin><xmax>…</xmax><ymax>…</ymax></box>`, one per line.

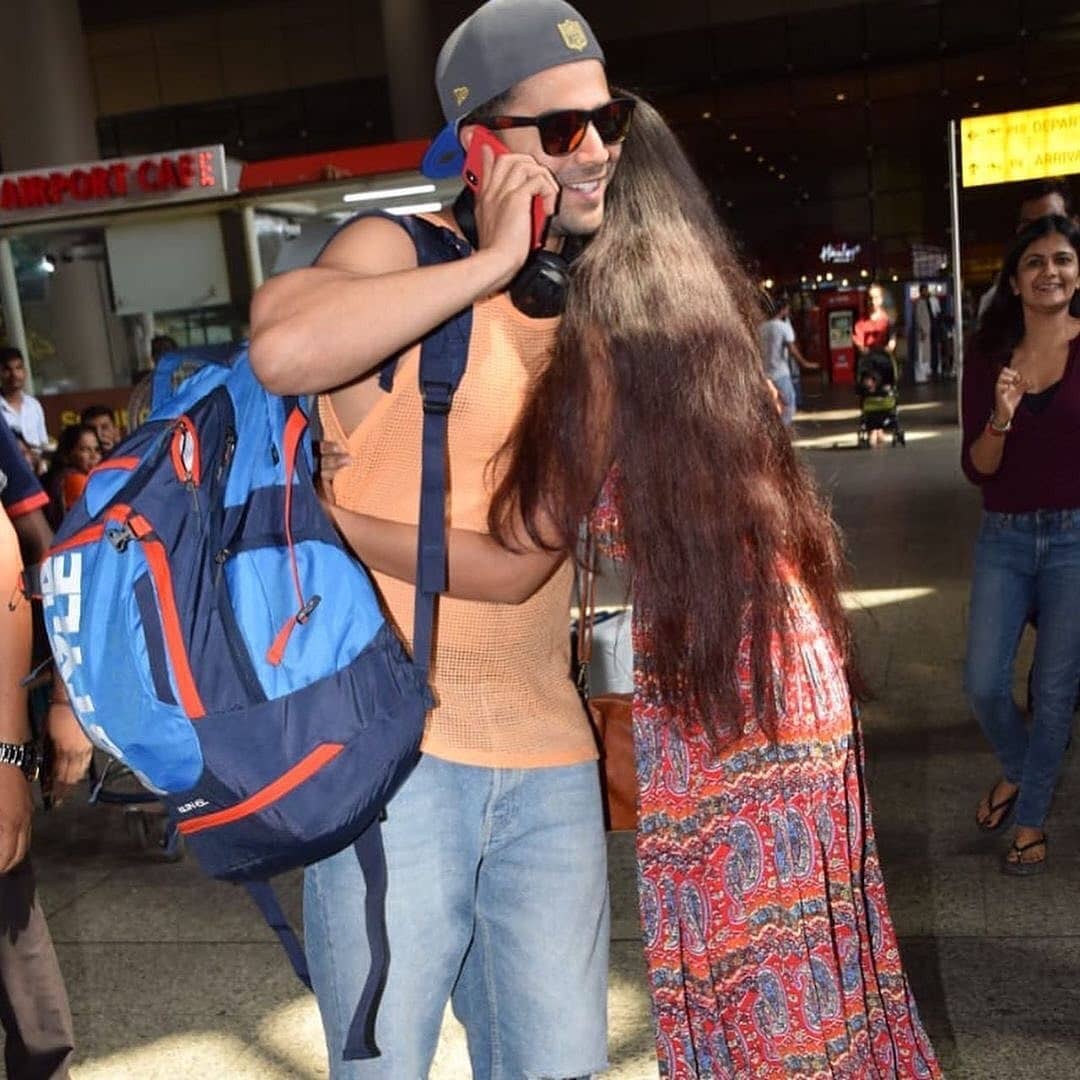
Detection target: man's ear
<box><xmin>459</xmin><ymin>125</ymin><xmax>477</xmax><ymax>152</ymax></box>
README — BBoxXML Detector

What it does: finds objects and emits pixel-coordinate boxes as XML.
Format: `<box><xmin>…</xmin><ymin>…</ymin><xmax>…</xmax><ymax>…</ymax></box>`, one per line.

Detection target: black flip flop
<box><xmin>1002</xmin><ymin>836</ymin><xmax>1047</xmax><ymax>877</ymax></box>
<box><xmin>976</xmin><ymin>782</ymin><xmax>1019</xmax><ymax>834</ymax></box>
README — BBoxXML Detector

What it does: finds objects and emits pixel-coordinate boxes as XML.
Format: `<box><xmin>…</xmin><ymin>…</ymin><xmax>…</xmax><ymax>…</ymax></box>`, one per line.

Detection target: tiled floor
<box><xmin>28</xmin><ymin>378</ymin><xmax>1080</xmax><ymax>1078</ymax></box>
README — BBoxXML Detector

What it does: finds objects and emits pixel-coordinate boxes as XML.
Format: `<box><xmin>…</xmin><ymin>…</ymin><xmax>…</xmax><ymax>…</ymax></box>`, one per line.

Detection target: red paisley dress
<box><xmin>592</xmin><ymin>488</ymin><xmax>940</xmax><ymax>1079</ymax></box>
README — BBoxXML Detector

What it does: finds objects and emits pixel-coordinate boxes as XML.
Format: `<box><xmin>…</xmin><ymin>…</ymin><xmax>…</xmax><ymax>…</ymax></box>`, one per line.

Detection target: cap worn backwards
<box><xmin>421</xmin><ymin>0</ymin><xmax>605</xmax><ymax>179</ymax></box>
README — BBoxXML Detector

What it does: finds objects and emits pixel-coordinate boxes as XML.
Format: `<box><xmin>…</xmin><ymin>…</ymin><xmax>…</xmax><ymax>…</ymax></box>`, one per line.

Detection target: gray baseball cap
<box><xmin>421</xmin><ymin>0</ymin><xmax>605</xmax><ymax>179</ymax></box>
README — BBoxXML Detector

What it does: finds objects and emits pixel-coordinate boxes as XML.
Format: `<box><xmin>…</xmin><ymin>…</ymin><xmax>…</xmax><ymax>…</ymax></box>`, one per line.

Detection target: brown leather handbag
<box><xmin>578</xmin><ymin>547</ymin><xmax>636</xmax><ymax>832</ymax></box>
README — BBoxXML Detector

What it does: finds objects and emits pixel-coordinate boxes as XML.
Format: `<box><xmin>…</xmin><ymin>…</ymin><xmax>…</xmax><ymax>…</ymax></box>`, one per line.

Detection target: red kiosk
<box><xmin>816</xmin><ymin>289</ymin><xmax>864</xmax><ymax>385</ymax></box>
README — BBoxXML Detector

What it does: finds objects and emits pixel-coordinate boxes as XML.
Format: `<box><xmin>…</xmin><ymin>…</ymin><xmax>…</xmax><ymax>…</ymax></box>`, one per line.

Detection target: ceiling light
<box><xmin>702</xmin><ymin>111</ymin><xmax>712</xmax><ymax>119</ymax></box>
<box><xmin>763</xmin><ymin>278</ymin><xmax>775</xmax><ymax>289</ymax></box>
<box><xmin>744</xmin><ymin>145</ymin><xmax>753</xmax><ymax>153</ymax></box>
<box><xmin>778</xmin><ymin>172</ymin><xmax>786</xmax><ymax>180</ymax></box>
<box><xmin>825</xmin><ymin>272</ymin><xmax>834</xmax><ymax>281</ymax></box>
<box><xmin>756</xmin><ymin>155</ymin><xmax>765</xmax><ymax>163</ymax></box>
<box><xmin>976</xmin><ymin>73</ymin><xmax>986</xmax><ymax>82</ymax></box>
<box><xmin>835</xmin><ymin>92</ymin><xmax>847</xmax><ymax>102</ymax></box>
<box><xmin>860</xmin><ymin>269</ymin><xmax>869</xmax><ymax>278</ymax></box>
<box><xmin>729</xmin><ymin>132</ymin><xmax>738</xmax><ymax>141</ymax></box>
<box><xmin>385</xmin><ymin>201</ymin><xmax>443</xmax><ymax>216</ymax></box>
<box><xmin>342</xmin><ymin>183</ymin><xmax>436</xmax><ymax>204</ymax></box>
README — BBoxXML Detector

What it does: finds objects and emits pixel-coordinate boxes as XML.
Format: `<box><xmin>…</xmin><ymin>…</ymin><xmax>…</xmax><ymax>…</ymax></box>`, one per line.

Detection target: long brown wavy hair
<box><xmin>489</xmin><ymin>93</ymin><xmax>856</xmax><ymax>745</ymax></box>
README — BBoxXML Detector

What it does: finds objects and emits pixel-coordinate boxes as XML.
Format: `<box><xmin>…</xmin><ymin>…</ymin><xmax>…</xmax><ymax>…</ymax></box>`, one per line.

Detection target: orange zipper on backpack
<box><xmin>105</xmin><ymin>506</ymin><xmax>206</xmax><ymax>720</ymax></box>
<box><xmin>170</xmin><ymin>415</ymin><xmax>202</xmax><ymax>486</ymax></box>
<box><xmin>176</xmin><ymin>743</ymin><xmax>345</xmax><ymax>835</ymax></box>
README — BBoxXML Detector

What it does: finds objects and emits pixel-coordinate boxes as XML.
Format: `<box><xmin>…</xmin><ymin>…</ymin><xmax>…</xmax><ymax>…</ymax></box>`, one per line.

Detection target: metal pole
<box><xmin>947</xmin><ymin>120</ymin><xmax>964</xmax><ymax>395</ymax></box>
<box><xmin>0</xmin><ymin>236</ymin><xmax>33</xmax><ymax>392</ymax></box>
<box><xmin>241</xmin><ymin>205</ymin><xmax>264</xmax><ymax>294</ymax></box>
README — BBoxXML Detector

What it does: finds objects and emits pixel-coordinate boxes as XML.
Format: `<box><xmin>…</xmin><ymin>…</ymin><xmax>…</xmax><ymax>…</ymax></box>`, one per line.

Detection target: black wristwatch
<box><xmin>0</xmin><ymin>741</ymin><xmax>39</xmax><ymax>782</ymax></box>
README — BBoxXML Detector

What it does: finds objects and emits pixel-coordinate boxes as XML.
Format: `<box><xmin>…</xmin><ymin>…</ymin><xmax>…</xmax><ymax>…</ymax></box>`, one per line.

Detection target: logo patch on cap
<box><xmin>557</xmin><ymin>19</ymin><xmax>588</xmax><ymax>51</ymax></box>
<box><xmin>453</xmin><ymin>86</ymin><xmax>470</xmax><ymax>107</ymax></box>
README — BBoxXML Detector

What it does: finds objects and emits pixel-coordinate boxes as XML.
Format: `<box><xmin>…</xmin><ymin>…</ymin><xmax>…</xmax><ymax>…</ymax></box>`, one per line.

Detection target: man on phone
<box><xmin>249</xmin><ymin>2</ymin><xmax>619</xmax><ymax>1075</ymax></box>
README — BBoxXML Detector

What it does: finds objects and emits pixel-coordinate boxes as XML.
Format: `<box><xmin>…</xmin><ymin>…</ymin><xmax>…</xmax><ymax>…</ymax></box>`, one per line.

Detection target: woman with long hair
<box><xmin>42</xmin><ymin>423</ymin><xmax>101</xmax><ymax>528</ymax></box>
<box><xmin>489</xmin><ymin>94</ymin><xmax>938</xmax><ymax>1079</ymax></box>
<box><xmin>963</xmin><ymin>215</ymin><xmax>1080</xmax><ymax>875</ymax></box>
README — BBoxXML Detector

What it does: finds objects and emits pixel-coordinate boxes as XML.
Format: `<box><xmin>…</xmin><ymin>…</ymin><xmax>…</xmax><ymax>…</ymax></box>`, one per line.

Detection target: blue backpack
<box><xmin>37</xmin><ymin>214</ymin><xmax>473</xmax><ymax>1060</ymax></box>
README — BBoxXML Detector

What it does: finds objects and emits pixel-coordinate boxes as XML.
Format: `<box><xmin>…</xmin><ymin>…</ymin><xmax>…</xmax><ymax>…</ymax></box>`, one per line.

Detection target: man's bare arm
<box><xmin>249</xmin><ymin>217</ymin><xmax>516</xmax><ymax>395</ymax></box>
<box><xmin>249</xmin><ymin>148</ymin><xmax>559</xmax><ymax>396</ymax></box>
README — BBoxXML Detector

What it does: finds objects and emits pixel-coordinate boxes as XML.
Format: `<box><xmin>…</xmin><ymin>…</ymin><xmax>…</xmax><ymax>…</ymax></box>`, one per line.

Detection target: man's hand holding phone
<box><xmin>462</xmin><ymin>127</ymin><xmax>559</xmax><ymax>291</ymax></box>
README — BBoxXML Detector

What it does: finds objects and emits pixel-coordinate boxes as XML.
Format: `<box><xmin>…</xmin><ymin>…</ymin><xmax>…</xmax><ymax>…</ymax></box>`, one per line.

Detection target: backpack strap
<box><xmin>364</xmin><ymin>213</ymin><xmax>474</xmax><ymax>677</ymax></box>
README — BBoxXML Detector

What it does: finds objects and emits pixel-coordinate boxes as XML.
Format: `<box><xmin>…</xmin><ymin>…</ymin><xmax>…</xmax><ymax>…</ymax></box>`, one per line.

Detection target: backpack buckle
<box><xmin>107</xmin><ymin>523</ymin><xmax>136</xmax><ymax>552</ymax></box>
<box><xmin>421</xmin><ymin>384</ymin><xmax>453</xmax><ymax>416</ymax></box>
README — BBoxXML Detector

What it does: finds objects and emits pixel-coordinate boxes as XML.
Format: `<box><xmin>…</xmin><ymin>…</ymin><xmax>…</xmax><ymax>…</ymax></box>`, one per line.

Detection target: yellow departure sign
<box><xmin>961</xmin><ymin>103</ymin><xmax>1080</xmax><ymax>188</ymax></box>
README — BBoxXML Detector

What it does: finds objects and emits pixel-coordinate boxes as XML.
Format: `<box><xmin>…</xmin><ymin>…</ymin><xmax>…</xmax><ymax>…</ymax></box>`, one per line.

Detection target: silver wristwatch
<box><xmin>0</xmin><ymin>741</ymin><xmax>39</xmax><ymax>782</ymax></box>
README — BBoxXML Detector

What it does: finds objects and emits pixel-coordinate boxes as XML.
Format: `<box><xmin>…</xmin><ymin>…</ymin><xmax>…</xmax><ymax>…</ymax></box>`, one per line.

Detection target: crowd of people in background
<box><xmin>0</xmin><ymin>344</ymin><xmax>130</xmax><ymax>535</ymax></box>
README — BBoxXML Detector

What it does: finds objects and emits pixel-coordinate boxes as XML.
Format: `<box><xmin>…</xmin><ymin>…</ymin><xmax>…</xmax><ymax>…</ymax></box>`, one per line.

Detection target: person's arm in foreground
<box><xmin>0</xmin><ymin>511</ymin><xmax>34</xmax><ymax>872</ymax></box>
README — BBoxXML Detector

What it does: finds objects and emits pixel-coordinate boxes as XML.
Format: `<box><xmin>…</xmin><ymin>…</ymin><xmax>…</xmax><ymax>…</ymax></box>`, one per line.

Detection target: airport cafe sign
<box><xmin>961</xmin><ymin>102</ymin><xmax>1080</xmax><ymax>188</ymax></box>
<box><xmin>0</xmin><ymin>145</ymin><xmax>236</xmax><ymax>224</ymax></box>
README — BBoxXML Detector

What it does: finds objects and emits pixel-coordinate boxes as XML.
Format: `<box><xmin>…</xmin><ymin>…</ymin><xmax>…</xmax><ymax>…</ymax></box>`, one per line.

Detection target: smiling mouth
<box><xmin>563</xmin><ymin>176</ymin><xmax>606</xmax><ymax>196</ymax></box>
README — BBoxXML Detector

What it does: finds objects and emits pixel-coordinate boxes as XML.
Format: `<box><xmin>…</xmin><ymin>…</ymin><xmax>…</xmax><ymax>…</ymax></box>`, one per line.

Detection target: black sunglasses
<box><xmin>485</xmin><ymin>98</ymin><xmax>636</xmax><ymax>157</ymax></box>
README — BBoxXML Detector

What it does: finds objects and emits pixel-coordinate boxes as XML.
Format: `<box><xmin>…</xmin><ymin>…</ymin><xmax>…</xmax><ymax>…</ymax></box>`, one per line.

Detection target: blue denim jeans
<box><xmin>771</xmin><ymin>374</ymin><xmax>797</xmax><ymax>427</ymax></box>
<box><xmin>303</xmin><ymin>754</ymin><xmax>610</xmax><ymax>1079</ymax></box>
<box><xmin>964</xmin><ymin>509</ymin><xmax>1080</xmax><ymax>828</ymax></box>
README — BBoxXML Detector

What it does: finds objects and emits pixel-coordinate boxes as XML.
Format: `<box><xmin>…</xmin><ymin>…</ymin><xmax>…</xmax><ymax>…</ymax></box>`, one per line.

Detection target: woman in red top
<box><xmin>853</xmin><ymin>283</ymin><xmax>897</xmax><ymax>356</ymax></box>
<box><xmin>492</xmin><ymin>94</ymin><xmax>939</xmax><ymax>1079</ymax></box>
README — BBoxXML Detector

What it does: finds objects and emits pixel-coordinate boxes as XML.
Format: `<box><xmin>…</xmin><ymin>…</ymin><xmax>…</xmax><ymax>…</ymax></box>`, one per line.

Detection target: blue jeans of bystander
<box><xmin>964</xmin><ymin>509</ymin><xmax>1080</xmax><ymax>828</ymax></box>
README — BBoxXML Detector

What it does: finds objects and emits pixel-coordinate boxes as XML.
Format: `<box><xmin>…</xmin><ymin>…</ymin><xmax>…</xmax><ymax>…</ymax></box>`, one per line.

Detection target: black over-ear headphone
<box><xmin>452</xmin><ymin>189</ymin><xmax>580</xmax><ymax>318</ymax></box>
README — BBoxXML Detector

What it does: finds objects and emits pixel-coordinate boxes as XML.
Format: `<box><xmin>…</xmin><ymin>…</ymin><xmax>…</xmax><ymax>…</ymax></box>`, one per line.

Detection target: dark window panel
<box><xmin>866</xmin><ymin>1</ymin><xmax>941</xmax><ymax>62</ymax></box>
<box><xmin>711</xmin><ymin>17</ymin><xmax>789</xmax><ymax>82</ymax></box>
<box><xmin>942</xmin><ymin>46</ymin><xmax>1024</xmax><ymax>92</ymax></box>
<box><xmin>791</xmin><ymin>72</ymin><xmax>865</xmax><ymax>110</ymax></box>
<box><xmin>110</xmin><ymin>110</ymin><xmax>182</xmax><ymax>156</ymax></box>
<box><xmin>1020</xmin><ymin>0</ymin><xmax>1080</xmax><ymax>33</ymax></box>
<box><xmin>710</xmin><ymin>80</ymin><xmax>789</xmax><ymax>122</ymax></box>
<box><xmin>868</xmin><ymin>59</ymin><xmax>942</xmax><ymax>100</ymax></box>
<box><xmin>95</xmin><ymin>119</ymin><xmax>119</xmax><ymax>159</ymax></box>
<box><xmin>942</xmin><ymin>0</ymin><xmax>1021</xmax><ymax>49</ymax></box>
<box><xmin>240</xmin><ymin>93</ymin><xmax>304</xmax><ymax>146</ymax></box>
<box><xmin>787</xmin><ymin>9</ymin><xmax>865</xmax><ymax>73</ymax></box>
<box><xmin>176</xmin><ymin>101</ymin><xmax>242</xmax><ymax>149</ymax></box>
<box><xmin>639</xmin><ymin>29</ymin><xmax>714</xmax><ymax>92</ymax></box>
<box><xmin>605</xmin><ymin>37</ymin><xmax>647</xmax><ymax>90</ymax></box>
<box><xmin>1025</xmin><ymin>29</ymin><xmax>1080</xmax><ymax>75</ymax></box>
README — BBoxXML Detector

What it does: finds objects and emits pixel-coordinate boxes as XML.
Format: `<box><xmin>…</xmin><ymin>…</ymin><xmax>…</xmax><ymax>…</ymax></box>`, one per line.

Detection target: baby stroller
<box><xmin>856</xmin><ymin>350</ymin><xmax>905</xmax><ymax>447</ymax></box>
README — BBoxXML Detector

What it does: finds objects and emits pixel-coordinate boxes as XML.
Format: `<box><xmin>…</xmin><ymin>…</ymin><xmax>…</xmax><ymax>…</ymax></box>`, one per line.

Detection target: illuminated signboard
<box><xmin>0</xmin><ymin>145</ymin><xmax>234</xmax><ymax>224</ymax></box>
<box><xmin>820</xmin><ymin>242</ymin><xmax>861</xmax><ymax>264</ymax></box>
<box><xmin>961</xmin><ymin>103</ymin><xmax>1080</xmax><ymax>188</ymax></box>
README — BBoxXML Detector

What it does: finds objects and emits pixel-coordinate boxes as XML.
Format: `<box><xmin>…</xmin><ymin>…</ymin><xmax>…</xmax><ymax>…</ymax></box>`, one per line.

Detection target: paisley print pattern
<box><xmin>591</xmin><ymin>481</ymin><xmax>940</xmax><ymax>1079</ymax></box>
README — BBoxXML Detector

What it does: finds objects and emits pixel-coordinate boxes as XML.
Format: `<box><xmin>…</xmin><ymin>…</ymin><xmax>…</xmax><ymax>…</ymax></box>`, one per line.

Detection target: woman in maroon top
<box><xmin>961</xmin><ymin>215</ymin><xmax>1080</xmax><ymax>874</ymax></box>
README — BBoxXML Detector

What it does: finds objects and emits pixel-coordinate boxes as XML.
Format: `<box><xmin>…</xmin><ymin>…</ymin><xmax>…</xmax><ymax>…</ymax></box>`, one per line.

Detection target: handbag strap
<box><xmin>576</xmin><ymin>533</ymin><xmax>599</xmax><ymax>680</ymax></box>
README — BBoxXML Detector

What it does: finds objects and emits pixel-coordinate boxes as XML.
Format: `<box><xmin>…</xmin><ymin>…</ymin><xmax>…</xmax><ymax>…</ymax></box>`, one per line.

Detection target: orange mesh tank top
<box><xmin>322</xmin><ymin>253</ymin><xmax>596</xmax><ymax>769</ymax></box>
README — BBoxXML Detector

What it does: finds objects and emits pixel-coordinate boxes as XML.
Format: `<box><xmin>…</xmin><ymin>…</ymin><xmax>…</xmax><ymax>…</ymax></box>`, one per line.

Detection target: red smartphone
<box><xmin>462</xmin><ymin>126</ymin><xmax>546</xmax><ymax>250</ymax></box>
